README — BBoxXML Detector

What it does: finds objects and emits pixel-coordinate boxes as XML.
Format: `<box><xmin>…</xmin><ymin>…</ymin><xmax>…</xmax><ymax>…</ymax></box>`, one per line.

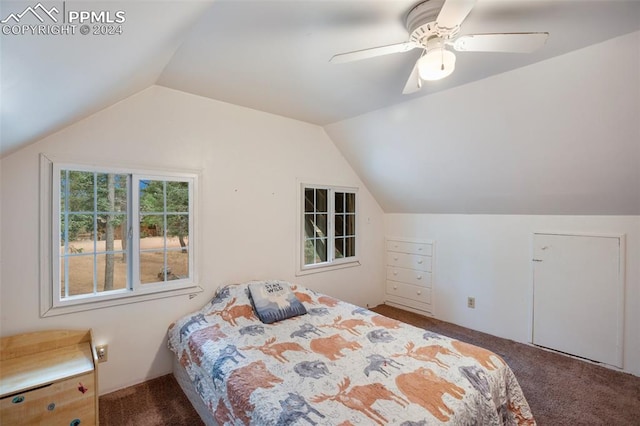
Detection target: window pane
<box><xmin>95</xmin><ymin>173</ymin><xmax>128</xmax><ymax>212</ymax></box>
<box><xmin>113</xmin><ymin>174</ymin><xmax>129</xmax><ymax>211</ymax></box>
<box><xmin>335</xmin><ymin>238</ymin><xmax>344</xmax><ymax>259</ymax></box>
<box><xmin>66</xmin><ymin>255</ymin><xmax>95</xmax><ymax>296</ymax></box>
<box><xmin>166</xmin><ymin>249</ymin><xmax>189</xmax><ymax>280</ymax></box>
<box><xmin>316</xmin><ymin>214</ymin><xmax>327</xmax><ymax>238</ymax></box>
<box><xmin>304</xmin><ymin>188</ymin><xmax>314</xmax><ymax>213</ymax></box>
<box><xmin>316</xmin><ymin>189</ymin><xmax>327</xmax><ymax>213</ymax></box>
<box><xmin>96</xmin><ymin>173</ymin><xmax>128</xmax><ymax>213</ymax></box>
<box><xmin>139</xmin><ymin>178</ymin><xmax>191</xmax><ymax>285</ymax></box>
<box><xmin>304</xmin><ymin>214</ymin><xmax>315</xmax><ymax>239</ymax></box>
<box><xmin>304</xmin><ymin>239</ymin><xmax>315</xmax><ymax>265</ymax></box>
<box><xmin>140</xmin><ymin>250</ymin><xmax>166</xmax><ymax>284</ymax></box>
<box><xmin>167</xmin><ymin>214</ymin><xmax>189</xmax><ymax>250</ymax></box>
<box><xmin>345</xmin><ymin>236</ymin><xmax>355</xmax><ymax>258</ymax></box>
<box><xmin>97</xmin><ymin>214</ymin><xmax>127</xmax><ymax>250</ymax></box>
<box><xmin>96</xmin><ymin>253</ymin><xmax>127</xmax><ymax>292</ymax></box>
<box><xmin>346</xmin><ymin>214</ymin><xmax>355</xmax><ymax>236</ymax></box>
<box><xmin>166</xmin><ymin>181</ymin><xmax>189</xmax><ymax>212</ymax></box>
<box><xmin>335</xmin><ymin>215</ymin><xmax>344</xmax><ymax>237</ymax></box>
<box><xmin>346</xmin><ymin>193</ymin><xmax>356</xmax><ymax>213</ymax></box>
<box><xmin>335</xmin><ymin>192</ymin><xmax>344</xmax><ymax>213</ymax></box>
<box><xmin>315</xmin><ymin>238</ymin><xmax>327</xmax><ymax>262</ymax></box>
<box><xmin>59</xmin><ymin>170</ymin><xmax>132</xmax><ymax>300</ymax></box>
<box><xmin>67</xmin><ymin>170</ymin><xmax>94</xmax><ymax>212</ymax></box>
<box><xmin>63</xmin><ymin>214</ymin><xmax>94</xmax><ymax>251</ymax></box>
<box><xmin>140</xmin><ymin>180</ymin><xmax>165</xmax><ymax>213</ymax></box>
<box><xmin>140</xmin><ymin>214</ymin><xmax>161</xmax><ymax>238</ymax></box>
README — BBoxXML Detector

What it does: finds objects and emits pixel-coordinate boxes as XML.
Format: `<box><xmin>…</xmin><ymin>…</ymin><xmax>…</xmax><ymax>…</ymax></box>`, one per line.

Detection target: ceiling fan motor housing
<box><xmin>406</xmin><ymin>0</ymin><xmax>459</xmax><ymax>48</ymax></box>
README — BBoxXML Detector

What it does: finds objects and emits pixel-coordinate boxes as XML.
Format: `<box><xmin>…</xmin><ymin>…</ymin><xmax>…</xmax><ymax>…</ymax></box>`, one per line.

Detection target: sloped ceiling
<box><xmin>1</xmin><ymin>1</ymin><xmax>639</xmax><ymax>214</ymax></box>
<box><xmin>326</xmin><ymin>32</ymin><xmax>640</xmax><ymax>214</ymax></box>
<box><xmin>0</xmin><ymin>0</ymin><xmax>214</xmax><ymax>156</ymax></box>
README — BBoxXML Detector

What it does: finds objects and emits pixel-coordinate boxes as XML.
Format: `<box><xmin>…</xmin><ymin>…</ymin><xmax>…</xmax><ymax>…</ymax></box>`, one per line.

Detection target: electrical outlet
<box><xmin>467</xmin><ymin>297</ymin><xmax>476</xmax><ymax>309</ymax></box>
<box><xmin>96</xmin><ymin>344</ymin><xmax>108</xmax><ymax>363</ymax></box>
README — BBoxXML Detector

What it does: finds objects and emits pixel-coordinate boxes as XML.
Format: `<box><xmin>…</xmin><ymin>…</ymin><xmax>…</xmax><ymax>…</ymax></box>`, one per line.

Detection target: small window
<box><xmin>299</xmin><ymin>184</ymin><xmax>358</xmax><ymax>273</ymax></box>
<box><xmin>41</xmin><ymin>155</ymin><xmax>200</xmax><ymax>316</ymax></box>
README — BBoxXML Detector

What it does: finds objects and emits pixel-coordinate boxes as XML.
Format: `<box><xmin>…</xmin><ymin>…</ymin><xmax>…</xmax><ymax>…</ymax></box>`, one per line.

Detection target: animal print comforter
<box><xmin>168</xmin><ymin>281</ymin><xmax>535</xmax><ymax>425</ymax></box>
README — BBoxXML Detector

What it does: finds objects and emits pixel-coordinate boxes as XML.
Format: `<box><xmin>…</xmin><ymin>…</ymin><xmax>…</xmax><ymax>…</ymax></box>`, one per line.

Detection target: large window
<box><xmin>299</xmin><ymin>184</ymin><xmax>358</xmax><ymax>273</ymax></box>
<box><xmin>41</xmin><ymin>156</ymin><xmax>199</xmax><ymax>315</ymax></box>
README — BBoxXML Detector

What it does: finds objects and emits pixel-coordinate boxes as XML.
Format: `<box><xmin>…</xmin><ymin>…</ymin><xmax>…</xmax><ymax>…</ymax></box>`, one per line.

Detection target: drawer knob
<box><xmin>393</xmin><ymin>256</ymin><xmax>398</xmax><ymax>261</ymax></box>
<box><xmin>48</xmin><ymin>403</ymin><xmax>56</xmax><ymax>411</ymax></box>
<box><xmin>393</xmin><ymin>271</ymin><xmax>398</xmax><ymax>275</ymax></box>
<box><xmin>12</xmin><ymin>396</ymin><xmax>24</xmax><ymax>404</ymax></box>
<box><xmin>417</xmin><ymin>259</ymin><xmax>423</xmax><ymax>264</ymax></box>
<box><xmin>418</xmin><ymin>247</ymin><xmax>422</xmax><ymax>251</ymax></box>
<box><xmin>417</xmin><ymin>275</ymin><xmax>422</xmax><ymax>280</ymax></box>
<box><xmin>70</xmin><ymin>419</ymin><xmax>81</xmax><ymax>426</ymax></box>
<box><xmin>393</xmin><ymin>286</ymin><xmax>397</xmax><ymax>290</ymax></box>
<box><xmin>417</xmin><ymin>291</ymin><xmax>422</xmax><ymax>295</ymax></box>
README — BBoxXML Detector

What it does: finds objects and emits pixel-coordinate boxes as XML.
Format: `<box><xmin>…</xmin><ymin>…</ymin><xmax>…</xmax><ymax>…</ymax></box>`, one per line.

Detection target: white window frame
<box><xmin>40</xmin><ymin>154</ymin><xmax>201</xmax><ymax>317</ymax></box>
<box><xmin>296</xmin><ymin>182</ymin><xmax>360</xmax><ymax>275</ymax></box>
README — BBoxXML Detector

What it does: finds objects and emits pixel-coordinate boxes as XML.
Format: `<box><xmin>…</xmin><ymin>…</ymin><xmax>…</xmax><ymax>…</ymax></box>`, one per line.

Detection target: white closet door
<box><xmin>532</xmin><ymin>233</ymin><xmax>624</xmax><ymax>368</ymax></box>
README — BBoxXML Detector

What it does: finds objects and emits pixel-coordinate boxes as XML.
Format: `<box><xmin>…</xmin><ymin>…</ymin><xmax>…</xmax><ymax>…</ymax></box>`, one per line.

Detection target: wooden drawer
<box><xmin>386</xmin><ymin>267</ymin><xmax>431</xmax><ymax>287</ymax></box>
<box><xmin>0</xmin><ymin>372</ymin><xmax>95</xmax><ymax>425</ymax></box>
<box><xmin>386</xmin><ymin>252</ymin><xmax>431</xmax><ymax>271</ymax></box>
<box><xmin>386</xmin><ymin>280</ymin><xmax>431</xmax><ymax>304</ymax></box>
<box><xmin>387</xmin><ymin>240</ymin><xmax>432</xmax><ymax>256</ymax></box>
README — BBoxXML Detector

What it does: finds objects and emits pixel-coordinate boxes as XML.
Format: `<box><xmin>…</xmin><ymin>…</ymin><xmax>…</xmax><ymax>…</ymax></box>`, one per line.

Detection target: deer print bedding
<box><xmin>167</xmin><ymin>281</ymin><xmax>535</xmax><ymax>425</ymax></box>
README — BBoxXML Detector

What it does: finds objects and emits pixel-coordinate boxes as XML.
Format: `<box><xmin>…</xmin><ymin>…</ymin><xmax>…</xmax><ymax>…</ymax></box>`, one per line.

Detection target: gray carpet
<box><xmin>99</xmin><ymin>304</ymin><xmax>640</xmax><ymax>425</ymax></box>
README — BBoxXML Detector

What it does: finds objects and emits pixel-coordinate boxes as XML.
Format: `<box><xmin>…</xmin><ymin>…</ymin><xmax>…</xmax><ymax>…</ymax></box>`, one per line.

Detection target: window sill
<box><xmin>40</xmin><ymin>285</ymin><xmax>203</xmax><ymax>317</ymax></box>
<box><xmin>295</xmin><ymin>260</ymin><xmax>361</xmax><ymax>277</ymax></box>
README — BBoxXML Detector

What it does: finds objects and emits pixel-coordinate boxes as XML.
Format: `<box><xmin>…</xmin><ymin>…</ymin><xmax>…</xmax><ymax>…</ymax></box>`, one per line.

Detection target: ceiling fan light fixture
<box><xmin>417</xmin><ymin>48</ymin><xmax>456</xmax><ymax>81</ymax></box>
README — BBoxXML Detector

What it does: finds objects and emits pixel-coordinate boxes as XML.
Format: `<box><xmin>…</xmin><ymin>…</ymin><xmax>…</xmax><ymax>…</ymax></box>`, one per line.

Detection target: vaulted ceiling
<box><xmin>2</xmin><ymin>0</ymin><xmax>639</xmax><ymax>213</ymax></box>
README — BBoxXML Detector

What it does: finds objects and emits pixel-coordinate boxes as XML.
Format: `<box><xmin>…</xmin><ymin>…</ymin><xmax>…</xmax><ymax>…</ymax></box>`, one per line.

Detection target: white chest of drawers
<box><xmin>385</xmin><ymin>238</ymin><xmax>434</xmax><ymax>316</ymax></box>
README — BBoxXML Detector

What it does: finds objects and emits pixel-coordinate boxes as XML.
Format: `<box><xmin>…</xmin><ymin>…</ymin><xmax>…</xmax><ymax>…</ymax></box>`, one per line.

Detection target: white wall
<box><xmin>0</xmin><ymin>86</ymin><xmax>386</xmax><ymax>393</ymax></box>
<box><xmin>385</xmin><ymin>214</ymin><xmax>640</xmax><ymax>376</ymax></box>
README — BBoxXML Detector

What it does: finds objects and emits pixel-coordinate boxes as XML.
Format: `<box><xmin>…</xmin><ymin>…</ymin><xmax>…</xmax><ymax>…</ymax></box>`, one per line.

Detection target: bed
<box><xmin>167</xmin><ymin>280</ymin><xmax>535</xmax><ymax>425</ymax></box>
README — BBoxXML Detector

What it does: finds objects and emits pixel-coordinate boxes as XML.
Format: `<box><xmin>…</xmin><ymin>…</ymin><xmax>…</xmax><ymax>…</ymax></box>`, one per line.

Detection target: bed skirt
<box><xmin>173</xmin><ymin>357</ymin><xmax>218</xmax><ymax>426</ymax></box>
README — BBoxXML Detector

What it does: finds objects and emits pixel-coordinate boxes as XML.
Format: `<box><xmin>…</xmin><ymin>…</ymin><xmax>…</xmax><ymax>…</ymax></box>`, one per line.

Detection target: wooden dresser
<box><xmin>385</xmin><ymin>238</ymin><xmax>434</xmax><ymax>316</ymax></box>
<box><xmin>0</xmin><ymin>330</ymin><xmax>99</xmax><ymax>425</ymax></box>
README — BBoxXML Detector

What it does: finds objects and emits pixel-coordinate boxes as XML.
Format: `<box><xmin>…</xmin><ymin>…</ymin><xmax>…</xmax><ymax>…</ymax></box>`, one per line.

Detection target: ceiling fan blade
<box><xmin>330</xmin><ymin>41</ymin><xmax>418</xmax><ymax>64</ymax></box>
<box><xmin>453</xmin><ymin>32</ymin><xmax>549</xmax><ymax>53</ymax></box>
<box><xmin>402</xmin><ymin>60</ymin><xmax>422</xmax><ymax>95</ymax></box>
<box><xmin>436</xmin><ymin>0</ymin><xmax>477</xmax><ymax>31</ymax></box>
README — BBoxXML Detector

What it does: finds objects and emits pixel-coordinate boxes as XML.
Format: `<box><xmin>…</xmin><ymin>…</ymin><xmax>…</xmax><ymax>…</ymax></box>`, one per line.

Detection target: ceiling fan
<box><xmin>330</xmin><ymin>0</ymin><xmax>549</xmax><ymax>94</ymax></box>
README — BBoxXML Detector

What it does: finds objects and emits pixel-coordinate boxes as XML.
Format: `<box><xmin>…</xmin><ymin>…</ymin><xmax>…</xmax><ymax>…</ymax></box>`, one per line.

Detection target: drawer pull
<box><xmin>48</xmin><ymin>402</ymin><xmax>56</xmax><ymax>411</ymax></box>
<box><xmin>393</xmin><ymin>271</ymin><xmax>398</xmax><ymax>275</ymax></box>
<box><xmin>11</xmin><ymin>396</ymin><xmax>24</xmax><ymax>404</ymax></box>
<box><xmin>393</xmin><ymin>286</ymin><xmax>397</xmax><ymax>290</ymax></box>
<box><xmin>417</xmin><ymin>275</ymin><xmax>422</xmax><ymax>280</ymax></box>
<box><xmin>393</xmin><ymin>256</ymin><xmax>398</xmax><ymax>261</ymax></box>
<box><xmin>417</xmin><ymin>259</ymin><xmax>423</xmax><ymax>264</ymax></box>
<box><xmin>70</xmin><ymin>419</ymin><xmax>81</xmax><ymax>426</ymax></box>
<box><xmin>418</xmin><ymin>247</ymin><xmax>422</xmax><ymax>251</ymax></box>
<box><xmin>417</xmin><ymin>291</ymin><xmax>422</xmax><ymax>295</ymax></box>
<box><xmin>78</xmin><ymin>382</ymin><xmax>88</xmax><ymax>394</ymax></box>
